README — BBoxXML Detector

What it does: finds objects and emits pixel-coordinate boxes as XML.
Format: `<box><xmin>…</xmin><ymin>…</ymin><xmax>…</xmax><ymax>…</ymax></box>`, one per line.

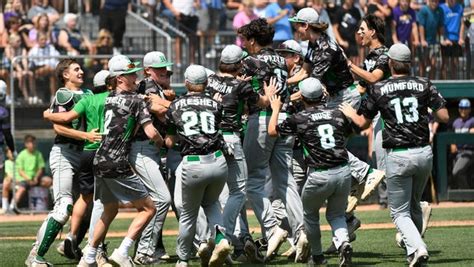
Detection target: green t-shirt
<box><xmin>73</xmin><ymin>91</ymin><xmax>109</xmax><ymax>150</ymax></box>
<box><xmin>15</xmin><ymin>149</ymin><xmax>45</xmax><ymax>181</ymax></box>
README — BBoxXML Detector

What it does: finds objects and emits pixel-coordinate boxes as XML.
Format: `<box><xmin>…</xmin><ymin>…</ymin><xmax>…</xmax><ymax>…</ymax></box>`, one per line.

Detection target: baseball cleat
<box><xmin>197</xmin><ymin>241</ymin><xmax>215</xmax><ymax>267</ymax></box>
<box><xmin>175</xmin><ymin>260</ymin><xmax>189</xmax><ymax>267</ymax></box>
<box><xmin>209</xmin><ymin>239</ymin><xmax>231</xmax><ymax>267</ymax></box>
<box><xmin>408</xmin><ymin>247</ymin><xmax>429</xmax><ymax>267</ymax></box>
<box><xmin>133</xmin><ymin>253</ymin><xmax>160</xmax><ymax>265</ymax></box>
<box><xmin>346</xmin><ymin>196</ymin><xmax>359</xmax><ymax>213</ymax></box>
<box><xmin>56</xmin><ymin>241</ymin><xmax>66</xmax><ymax>257</ymax></box>
<box><xmin>30</xmin><ymin>256</ymin><xmax>53</xmax><ymax>267</ymax></box>
<box><xmin>281</xmin><ymin>246</ymin><xmax>296</xmax><ymax>259</ymax></box>
<box><xmin>265</xmin><ymin>226</ymin><xmax>288</xmax><ymax>259</ymax></box>
<box><xmin>295</xmin><ymin>231</ymin><xmax>309</xmax><ymax>263</ymax></box>
<box><xmin>420</xmin><ymin>201</ymin><xmax>432</xmax><ymax>237</ymax></box>
<box><xmin>243</xmin><ymin>239</ymin><xmax>264</xmax><ymax>263</ymax></box>
<box><xmin>64</xmin><ymin>235</ymin><xmax>82</xmax><ymax>260</ymax></box>
<box><xmin>77</xmin><ymin>257</ymin><xmax>98</xmax><ymax>267</ymax></box>
<box><xmin>308</xmin><ymin>254</ymin><xmax>328</xmax><ymax>266</ymax></box>
<box><xmin>26</xmin><ymin>243</ymin><xmax>38</xmax><ymax>266</ymax></box>
<box><xmin>339</xmin><ymin>241</ymin><xmax>353</xmax><ymax>267</ymax></box>
<box><xmin>361</xmin><ymin>169</ymin><xmax>385</xmax><ymax>200</ymax></box>
<box><xmin>325</xmin><ymin>233</ymin><xmax>356</xmax><ymax>255</ymax></box>
<box><xmin>108</xmin><ymin>249</ymin><xmax>134</xmax><ymax>267</ymax></box>
<box><xmin>347</xmin><ymin>216</ymin><xmax>361</xmax><ymax>235</ymax></box>
<box><xmin>395</xmin><ymin>232</ymin><xmax>406</xmax><ymax>249</ymax></box>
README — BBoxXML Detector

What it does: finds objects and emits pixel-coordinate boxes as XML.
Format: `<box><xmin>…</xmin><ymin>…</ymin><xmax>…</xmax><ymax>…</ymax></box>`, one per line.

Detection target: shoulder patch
<box><xmin>55</xmin><ymin>88</ymin><xmax>74</xmax><ymax>105</ymax></box>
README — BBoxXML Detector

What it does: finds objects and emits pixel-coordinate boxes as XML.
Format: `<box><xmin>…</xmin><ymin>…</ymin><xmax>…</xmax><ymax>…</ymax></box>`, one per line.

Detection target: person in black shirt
<box><xmin>268</xmin><ymin>77</ymin><xmax>354</xmax><ymax>266</ymax></box>
<box><xmin>333</xmin><ymin>0</ymin><xmax>362</xmax><ymax>65</ymax></box>
<box><xmin>166</xmin><ymin>65</ymin><xmax>230</xmax><ymax>267</ymax></box>
<box><xmin>340</xmin><ymin>43</ymin><xmax>449</xmax><ymax>267</ymax></box>
<box><xmin>237</xmin><ymin>18</ymin><xmax>308</xmax><ymax>263</ymax></box>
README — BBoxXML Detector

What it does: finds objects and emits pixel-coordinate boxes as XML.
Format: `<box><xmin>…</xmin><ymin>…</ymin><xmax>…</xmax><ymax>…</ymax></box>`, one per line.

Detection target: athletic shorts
<box><xmin>77</xmin><ymin>149</ymin><xmax>96</xmax><ymax>195</ymax></box>
<box><xmin>441</xmin><ymin>42</ymin><xmax>464</xmax><ymax>58</ymax></box>
<box><xmin>95</xmin><ymin>175</ymin><xmax>149</xmax><ymax>204</ymax></box>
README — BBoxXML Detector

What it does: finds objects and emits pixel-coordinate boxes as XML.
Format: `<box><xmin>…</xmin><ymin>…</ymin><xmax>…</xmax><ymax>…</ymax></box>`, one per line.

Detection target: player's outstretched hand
<box><xmin>264</xmin><ymin>77</ymin><xmax>277</xmax><ymax>97</ymax></box>
<box><xmin>237</xmin><ymin>74</ymin><xmax>252</xmax><ymax>82</ymax></box>
<box><xmin>84</xmin><ymin>128</ymin><xmax>102</xmax><ymax>143</ymax></box>
<box><xmin>270</xmin><ymin>95</ymin><xmax>282</xmax><ymax>111</ymax></box>
<box><xmin>339</xmin><ymin>102</ymin><xmax>357</xmax><ymax>120</ymax></box>
<box><xmin>163</xmin><ymin>90</ymin><xmax>176</xmax><ymax>101</ymax></box>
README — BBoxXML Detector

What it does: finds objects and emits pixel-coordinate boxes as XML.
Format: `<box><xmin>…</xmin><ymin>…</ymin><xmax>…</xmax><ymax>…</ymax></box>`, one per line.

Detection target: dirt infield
<box><xmin>1</xmin><ymin>201</ymin><xmax>473</xmax><ymax>223</ymax></box>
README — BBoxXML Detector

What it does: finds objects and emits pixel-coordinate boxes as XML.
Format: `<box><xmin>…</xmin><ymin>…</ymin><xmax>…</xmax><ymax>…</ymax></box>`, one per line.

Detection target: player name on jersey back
<box><xmin>174</xmin><ymin>97</ymin><xmax>219</xmax><ymax>109</ymax></box>
<box><xmin>380</xmin><ymin>81</ymin><xmax>424</xmax><ymax>95</ymax></box>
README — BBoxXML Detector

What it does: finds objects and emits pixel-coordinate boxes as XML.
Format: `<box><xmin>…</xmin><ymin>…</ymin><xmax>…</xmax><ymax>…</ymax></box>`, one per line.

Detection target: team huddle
<box><xmin>25</xmin><ymin>8</ymin><xmax>449</xmax><ymax>267</ymax></box>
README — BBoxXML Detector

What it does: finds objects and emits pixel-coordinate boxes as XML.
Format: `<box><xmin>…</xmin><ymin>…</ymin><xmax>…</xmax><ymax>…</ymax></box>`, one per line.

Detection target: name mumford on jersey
<box><xmin>310</xmin><ymin>111</ymin><xmax>332</xmax><ymax>121</ymax></box>
<box><xmin>380</xmin><ymin>81</ymin><xmax>424</xmax><ymax>95</ymax></box>
<box><xmin>208</xmin><ymin>79</ymin><xmax>233</xmax><ymax>95</ymax></box>
<box><xmin>174</xmin><ymin>97</ymin><xmax>218</xmax><ymax>109</ymax></box>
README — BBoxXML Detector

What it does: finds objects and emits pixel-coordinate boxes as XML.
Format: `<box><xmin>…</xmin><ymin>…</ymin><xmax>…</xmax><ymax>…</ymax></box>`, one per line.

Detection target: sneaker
<box><xmin>25</xmin><ymin>243</ymin><xmax>38</xmax><ymax>266</ymax></box>
<box><xmin>197</xmin><ymin>241</ymin><xmax>215</xmax><ymax>267</ymax></box>
<box><xmin>347</xmin><ymin>216</ymin><xmax>361</xmax><ymax>235</ymax></box>
<box><xmin>133</xmin><ymin>253</ymin><xmax>160</xmax><ymax>265</ymax></box>
<box><xmin>295</xmin><ymin>231</ymin><xmax>309</xmax><ymax>263</ymax></box>
<box><xmin>420</xmin><ymin>201</ymin><xmax>432</xmax><ymax>237</ymax></box>
<box><xmin>308</xmin><ymin>254</ymin><xmax>327</xmax><ymax>266</ymax></box>
<box><xmin>154</xmin><ymin>248</ymin><xmax>170</xmax><ymax>260</ymax></box>
<box><xmin>339</xmin><ymin>242</ymin><xmax>352</xmax><ymax>267</ymax></box>
<box><xmin>77</xmin><ymin>257</ymin><xmax>98</xmax><ymax>267</ymax></box>
<box><xmin>243</xmin><ymin>239</ymin><xmax>264</xmax><ymax>263</ymax></box>
<box><xmin>395</xmin><ymin>232</ymin><xmax>406</xmax><ymax>249</ymax></box>
<box><xmin>281</xmin><ymin>246</ymin><xmax>296</xmax><ymax>259</ymax></box>
<box><xmin>176</xmin><ymin>260</ymin><xmax>189</xmax><ymax>267</ymax></box>
<box><xmin>265</xmin><ymin>226</ymin><xmax>288</xmax><ymax>259</ymax></box>
<box><xmin>361</xmin><ymin>169</ymin><xmax>385</xmax><ymax>200</ymax></box>
<box><xmin>209</xmin><ymin>239</ymin><xmax>231</xmax><ymax>267</ymax></box>
<box><xmin>232</xmin><ymin>249</ymin><xmax>247</xmax><ymax>262</ymax></box>
<box><xmin>224</xmin><ymin>254</ymin><xmax>233</xmax><ymax>265</ymax></box>
<box><xmin>109</xmin><ymin>249</ymin><xmax>134</xmax><ymax>267</ymax></box>
<box><xmin>96</xmin><ymin>244</ymin><xmax>112</xmax><ymax>267</ymax></box>
<box><xmin>325</xmin><ymin>233</ymin><xmax>356</xmax><ymax>255</ymax></box>
<box><xmin>30</xmin><ymin>256</ymin><xmax>52</xmax><ymax>267</ymax></box>
<box><xmin>346</xmin><ymin>195</ymin><xmax>359</xmax><ymax>213</ymax></box>
<box><xmin>408</xmin><ymin>247</ymin><xmax>429</xmax><ymax>267</ymax></box>
<box><xmin>64</xmin><ymin>235</ymin><xmax>82</xmax><ymax>260</ymax></box>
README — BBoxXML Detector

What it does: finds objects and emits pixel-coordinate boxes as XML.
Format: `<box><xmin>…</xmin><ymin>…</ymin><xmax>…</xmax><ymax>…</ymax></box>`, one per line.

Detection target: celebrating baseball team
<box><xmin>24</xmin><ymin>7</ymin><xmax>449</xmax><ymax>267</ymax></box>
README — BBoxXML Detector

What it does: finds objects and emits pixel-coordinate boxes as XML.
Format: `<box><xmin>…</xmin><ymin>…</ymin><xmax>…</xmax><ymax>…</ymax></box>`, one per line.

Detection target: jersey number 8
<box><xmin>318</xmin><ymin>124</ymin><xmax>336</xmax><ymax>149</ymax></box>
<box><xmin>182</xmin><ymin>111</ymin><xmax>216</xmax><ymax>136</ymax></box>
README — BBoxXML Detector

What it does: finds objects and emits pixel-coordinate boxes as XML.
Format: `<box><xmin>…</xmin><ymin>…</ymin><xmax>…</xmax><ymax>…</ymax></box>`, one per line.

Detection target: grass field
<box><xmin>1</xmin><ymin>204</ymin><xmax>473</xmax><ymax>266</ymax></box>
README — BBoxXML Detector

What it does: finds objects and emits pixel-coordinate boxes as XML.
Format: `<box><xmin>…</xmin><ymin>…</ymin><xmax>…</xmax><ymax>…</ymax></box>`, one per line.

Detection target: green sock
<box><xmin>368</xmin><ymin>168</ymin><xmax>374</xmax><ymax>174</ymax></box>
<box><xmin>215</xmin><ymin>230</ymin><xmax>226</xmax><ymax>244</ymax></box>
<box><xmin>37</xmin><ymin>217</ymin><xmax>63</xmax><ymax>256</ymax></box>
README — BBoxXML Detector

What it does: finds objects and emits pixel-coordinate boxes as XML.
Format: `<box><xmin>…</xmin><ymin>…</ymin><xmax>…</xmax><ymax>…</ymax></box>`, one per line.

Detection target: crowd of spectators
<box><xmin>0</xmin><ymin>0</ymin><xmax>473</xmax><ymax>105</ymax></box>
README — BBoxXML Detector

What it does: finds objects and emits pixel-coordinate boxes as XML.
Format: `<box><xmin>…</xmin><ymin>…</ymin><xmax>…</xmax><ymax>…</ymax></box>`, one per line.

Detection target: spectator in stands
<box><xmin>4</xmin><ymin>15</ymin><xmax>31</xmax><ymax>51</ymax></box>
<box><xmin>28</xmin><ymin>31</ymin><xmax>59</xmax><ymax>104</ymax></box>
<box><xmin>99</xmin><ymin>0</ymin><xmax>129</xmax><ymax>55</ymax></box>
<box><xmin>28</xmin><ymin>13</ymin><xmax>51</xmax><ymax>47</ymax></box>
<box><xmin>265</xmin><ymin>0</ymin><xmax>294</xmax><ymax>48</ymax></box>
<box><xmin>307</xmin><ymin>0</ymin><xmax>336</xmax><ymax>41</ymax></box>
<box><xmin>0</xmin><ymin>11</ymin><xmax>9</xmax><ymax>92</ymax></box>
<box><xmin>93</xmin><ymin>29</ymin><xmax>114</xmax><ymax>72</ymax></box>
<box><xmin>27</xmin><ymin>0</ymin><xmax>59</xmax><ymax>26</ymax></box>
<box><xmin>391</xmin><ymin>0</ymin><xmax>419</xmax><ymax>48</ymax></box>
<box><xmin>2</xmin><ymin>135</ymin><xmax>52</xmax><ymax>213</ymax></box>
<box><xmin>333</xmin><ymin>0</ymin><xmax>362</xmax><ymax>66</ymax></box>
<box><xmin>57</xmin><ymin>13</ymin><xmax>94</xmax><ymax>56</ymax></box>
<box><xmin>365</xmin><ymin>0</ymin><xmax>393</xmax><ymax>47</ymax></box>
<box><xmin>4</xmin><ymin>0</ymin><xmax>30</xmax><ymax>25</ymax></box>
<box><xmin>4</xmin><ymin>33</ymin><xmax>35</xmax><ymax>102</ymax></box>
<box><xmin>417</xmin><ymin>0</ymin><xmax>444</xmax><ymax>78</ymax></box>
<box><xmin>450</xmin><ymin>99</ymin><xmax>474</xmax><ymax>189</ymax></box>
<box><xmin>163</xmin><ymin>0</ymin><xmax>199</xmax><ymax>66</ymax></box>
<box><xmin>440</xmin><ymin>0</ymin><xmax>464</xmax><ymax>79</ymax></box>
<box><xmin>254</xmin><ymin>0</ymin><xmax>269</xmax><ymax>18</ymax></box>
<box><xmin>198</xmin><ymin>0</ymin><xmax>224</xmax><ymax>58</ymax></box>
<box><xmin>233</xmin><ymin>0</ymin><xmax>259</xmax><ymax>47</ymax></box>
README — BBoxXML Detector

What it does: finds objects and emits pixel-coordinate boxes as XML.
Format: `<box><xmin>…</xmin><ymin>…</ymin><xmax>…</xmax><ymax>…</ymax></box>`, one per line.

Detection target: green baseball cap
<box><xmin>108</xmin><ymin>55</ymin><xmax>142</xmax><ymax>77</ymax></box>
<box><xmin>143</xmin><ymin>51</ymin><xmax>174</xmax><ymax>68</ymax></box>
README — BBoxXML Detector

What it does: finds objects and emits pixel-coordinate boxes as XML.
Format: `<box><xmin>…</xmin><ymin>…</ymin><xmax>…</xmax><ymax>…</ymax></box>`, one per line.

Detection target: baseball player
<box><xmin>268</xmin><ymin>77</ymin><xmax>353</xmax><ymax>266</ymax></box>
<box><xmin>237</xmin><ymin>18</ymin><xmax>308</xmax><ymax>262</ymax></box>
<box><xmin>79</xmin><ymin>55</ymin><xmax>162</xmax><ymax>267</ymax></box>
<box><xmin>340</xmin><ymin>43</ymin><xmax>449</xmax><ymax>266</ymax></box>
<box><xmin>43</xmin><ymin>70</ymin><xmax>112</xmax><ymax>266</ymax></box>
<box><xmin>166</xmin><ymin>65</ymin><xmax>230</xmax><ymax>267</ymax></box>
<box><xmin>288</xmin><ymin>8</ymin><xmax>385</xmax><ymax>204</ymax></box>
<box><xmin>129</xmin><ymin>51</ymin><xmax>173</xmax><ymax>265</ymax></box>
<box><xmin>26</xmin><ymin>59</ymin><xmax>100</xmax><ymax>267</ymax></box>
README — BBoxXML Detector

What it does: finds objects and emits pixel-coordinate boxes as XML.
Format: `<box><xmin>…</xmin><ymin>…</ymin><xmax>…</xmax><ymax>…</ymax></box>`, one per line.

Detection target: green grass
<box><xmin>1</xmin><ymin>207</ymin><xmax>473</xmax><ymax>266</ymax></box>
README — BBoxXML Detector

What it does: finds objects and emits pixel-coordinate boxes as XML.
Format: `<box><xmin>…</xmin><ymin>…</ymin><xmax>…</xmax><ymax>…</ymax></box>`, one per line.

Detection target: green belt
<box><xmin>186</xmin><ymin>150</ymin><xmax>223</xmax><ymax>162</ymax></box>
<box><xmin>259</xmin><ymin>110</ymin><xmax>272</xmax><ymax>116</ymax></box>
<box><xmin>222</xmin><ymin>131</ymin><xmax>235</xmax><ymax>135</ymax></box>
<box><xmin>313</xmin><ymin>162</ymin><xmax>348</xmax><ymax>172</ymax></box>
<box><xmin>392</xmin><ymin>147</ymin><xmax>408</xmax><ymax>152</ymax></box>
<box><xmin>349</xmin><ymin>84</ymin><xmax>357</xmax><ymax>91</ymax></box>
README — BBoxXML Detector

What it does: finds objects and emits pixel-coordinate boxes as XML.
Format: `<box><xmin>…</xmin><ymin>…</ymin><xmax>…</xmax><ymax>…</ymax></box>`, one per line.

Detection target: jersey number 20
<box><xmin>182</xmin><ymin>111</ymin><xmax>216</xmax><ymax>136</ymax></box>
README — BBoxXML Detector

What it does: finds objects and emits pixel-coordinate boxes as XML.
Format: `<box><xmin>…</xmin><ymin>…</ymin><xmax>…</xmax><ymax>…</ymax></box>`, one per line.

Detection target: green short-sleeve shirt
<box><xmin>15</xmin><ymin>149</ymin><xmax>45</xmax><ymax>181</ymax></box>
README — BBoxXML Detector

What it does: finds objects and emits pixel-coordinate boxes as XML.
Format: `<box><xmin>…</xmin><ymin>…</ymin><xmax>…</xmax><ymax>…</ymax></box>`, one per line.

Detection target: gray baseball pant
<box><xmin>326</xmin><ymin>86</ymin><xmax>370</xmax><ymax>184</ymax></box>
<box><xmin>292</xmin><ymin>147</ymin><xmax>307</xmax><ymax>195</ymax></box>
<box><xmin>302</xmin><ymin>164</ymin><xmax>351</xmax><ymax>256</ymax></box>
<box><xmin>129</xmin><ymin>140</ymin><xmax>172</xmax><ymax>257</ymax></box>
<box><xmin>243</xmin><ymin>113</ymin><xmax>304</xmax><ymax>239</ymax></box>
<box><xmin>452</xmin><ymin>150</ymin><xmax>474</xmax><ymax>189</ymax></box>
<box><xmin>373</xmin><ymin>115</ymin><xmax>388</xmax><ymax>203</ymax></box>
<box><xmin>176</xmin><ymin>151</ymin><xmax>228</xmax><ymax>260</ymax></box>
<box><xmin>386</xmin><ymin>145</ymin><xmax>431</xmax><ymax>256</ymax></box>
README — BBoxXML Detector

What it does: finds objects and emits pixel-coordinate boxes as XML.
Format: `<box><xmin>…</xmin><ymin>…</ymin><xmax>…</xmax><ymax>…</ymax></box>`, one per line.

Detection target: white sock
<box><xmin>85</xmin><ymin>246</ymin><xmax>97</xmax><ymax>264</ymax></box>
<box><xmin>2</xmin><ymin>197</ymin><xmax>8</xmax><ymax>210</ymax></box>
<box><xmin>9</xmin><ymin>199</ymin><xmax>15</xmax><ymax>210</ymax></box>
<box><xmin>117</xmin><ymin>237</ymin><xmax>134</xmax><ymax>257</ymax></box>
